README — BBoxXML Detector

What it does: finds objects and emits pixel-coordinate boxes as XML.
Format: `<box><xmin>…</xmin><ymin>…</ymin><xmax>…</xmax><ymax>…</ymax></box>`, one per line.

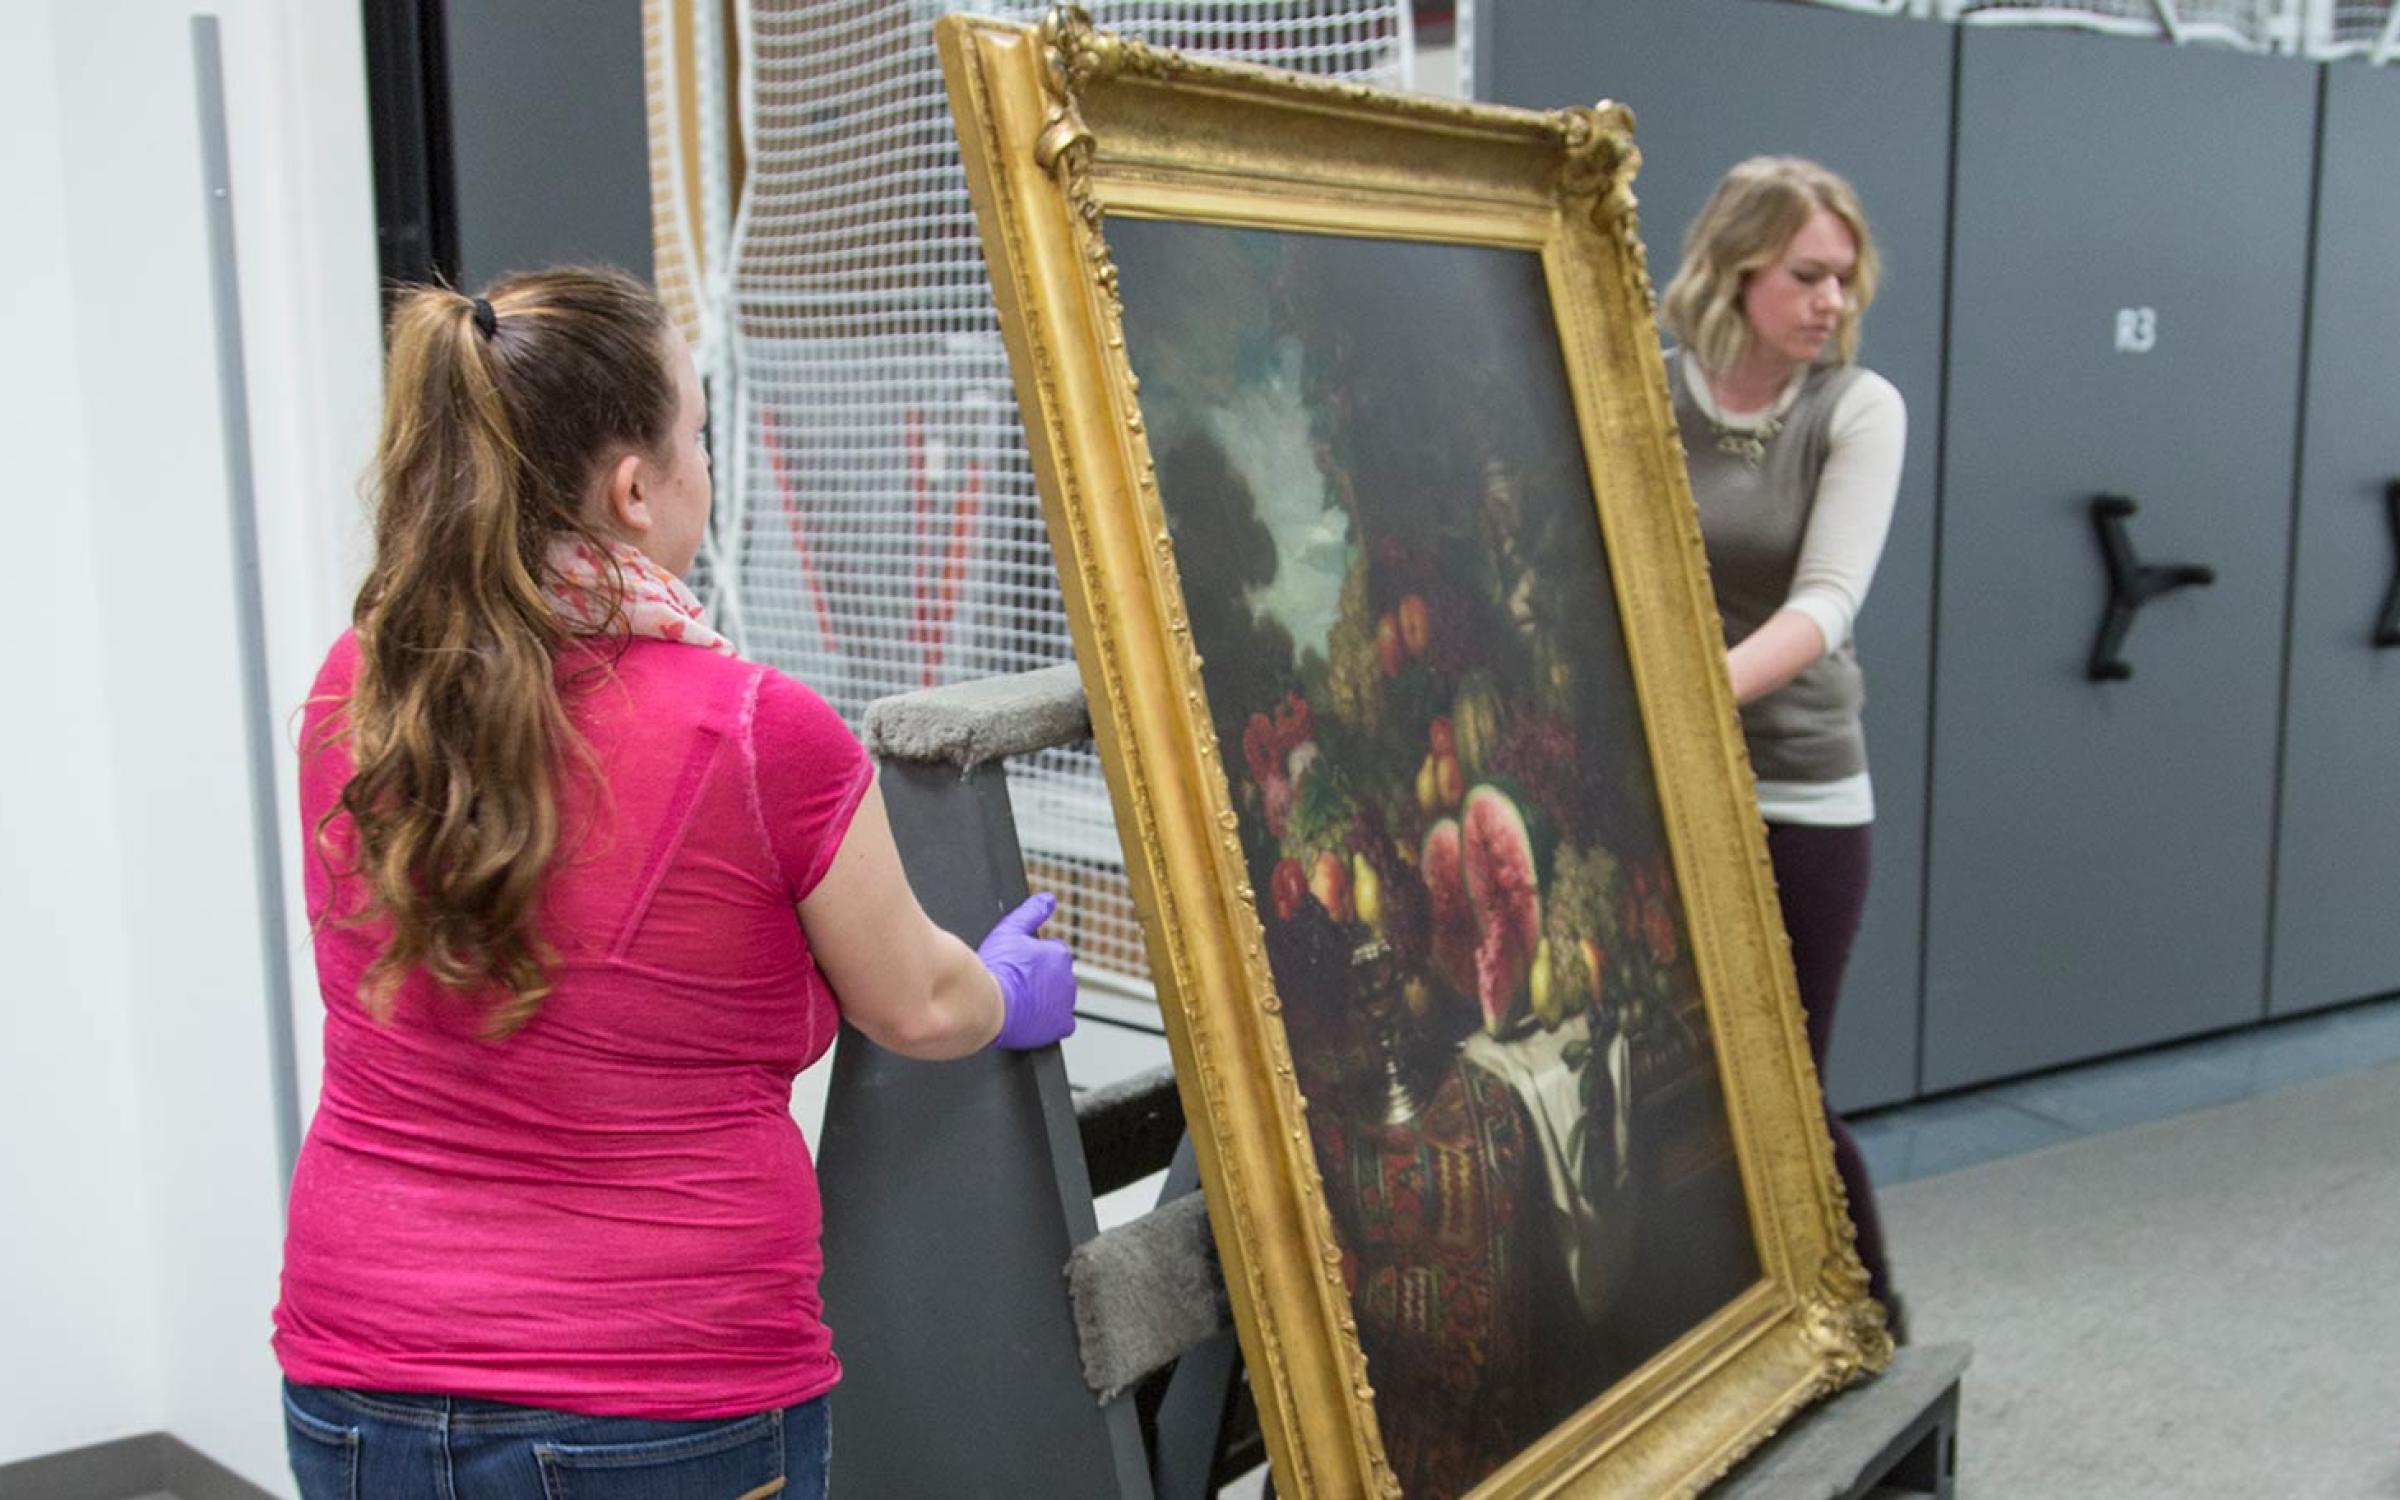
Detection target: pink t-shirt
<box><xmin>273</xmin><ymin>630</ymin><xmax>873</xmax><ymax>1418</ymax></box>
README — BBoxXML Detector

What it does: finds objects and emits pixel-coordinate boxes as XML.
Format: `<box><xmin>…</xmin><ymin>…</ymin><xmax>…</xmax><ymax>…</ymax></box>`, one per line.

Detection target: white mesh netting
<box><xmin>1925</xmin><ymin>0</ymin><xmax>2400</xmax><ymax>52</ymax></box>
<box><xmin>645</xmin><ymin>0</ymin><xmax>740</xmax><ymax>610</ymax></box>
<box><xmin>643</xmin><ymin>1</ymin><xmax>707</xmax><ymax>347</ymax></box>
<box><xmin>2308</xmin><ymin>0</ymin><xmax>2400</xmax><ymax>54</ymax></box>
<box><xmin>1940</xmin><ymin>0</ymin><xmax>2289</xmax><ymax>47</ymax></box>
<box><xmin>704</xmin><ymin>2</ymin><xmax>1415</xmax><ymax>995</ymax></box>
<box><xmin>1772</xmin><ymin>0</ymin><xmax>2398</xmax><ymax>53</ymax></box>
<box><xmin>1777</xmin><ymin>0</ymin><xmax>2398</xmax><ymax>61</ymax></box>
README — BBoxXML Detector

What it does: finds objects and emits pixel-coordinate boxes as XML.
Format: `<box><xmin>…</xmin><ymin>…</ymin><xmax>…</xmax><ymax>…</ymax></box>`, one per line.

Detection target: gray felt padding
<box><xmin>1066</xmin><ymin>1191</ymin><xmax>1232</xmax><ymax>1403</ymax></box>
<box><xmin>1072</xmin><ymin>1063</ymin><xmax>1177</xmax><ymax>1123</ymax></box>
<box><xmin>863</xmin><ymin>664</ymin><xmax>1091</xmax><ymax>768</ymax></box>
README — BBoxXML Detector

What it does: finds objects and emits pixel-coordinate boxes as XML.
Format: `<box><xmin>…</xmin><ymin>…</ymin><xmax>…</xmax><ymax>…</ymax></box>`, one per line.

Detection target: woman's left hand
<box><xmin>1726</xmin><ymin>608</ymin><xmax>1828</xmax><ymax>705</ymax></box>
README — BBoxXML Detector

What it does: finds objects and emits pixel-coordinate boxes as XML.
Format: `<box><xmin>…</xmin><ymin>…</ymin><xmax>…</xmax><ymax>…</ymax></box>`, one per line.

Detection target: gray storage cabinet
<box><xmin>1484</xmin><ymin>0</ymin><xmax>1949</xmax><ymax>1110</ymax></box>
<box><xmin>2269</xmin><ymin>63</ymin><xmax>2400</xmax><ymax>1019</ymax></box>
<box><xmin>1921</xmin><ymin>28</ymin><xmax>2316</xmax><ymax>1089</ymax></box>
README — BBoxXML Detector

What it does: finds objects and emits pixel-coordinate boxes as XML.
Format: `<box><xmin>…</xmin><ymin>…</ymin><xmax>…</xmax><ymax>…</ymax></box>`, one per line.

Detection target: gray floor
<box><xmin>1882</xmin><ymin>1058</ymin><xmax>2400</xmax><ymax>1499</ymax></box>
<box><xmin>1852</xmin><ymin>991</ymin><xmax>2400</xmax><ymax>1187</ymax></box>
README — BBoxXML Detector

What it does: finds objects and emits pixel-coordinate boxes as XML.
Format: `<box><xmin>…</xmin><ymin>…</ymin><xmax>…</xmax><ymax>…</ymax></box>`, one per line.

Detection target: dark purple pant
<box><xmin>1764</xmin><ymin>821</ymin><xmax>1890</xmax><ymax>1305</ymax></box>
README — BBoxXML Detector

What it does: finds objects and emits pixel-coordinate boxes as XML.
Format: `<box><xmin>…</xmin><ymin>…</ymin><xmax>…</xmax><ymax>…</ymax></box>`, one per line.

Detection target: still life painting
<box><xmin>1111</xmin><ymin>219</ymin><xmax>1759</xmax><ymax>1497</ymax></box>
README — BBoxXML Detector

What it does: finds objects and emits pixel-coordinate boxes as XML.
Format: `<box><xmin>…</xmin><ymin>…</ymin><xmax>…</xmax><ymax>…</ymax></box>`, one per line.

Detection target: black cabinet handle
<box><xmin>2376</xmin><ymin>480</ymin><xmax>2400</xmax><ymax>649</ymax></box>
<box><xmin>2089</xmin><ymin>494</ymin><xmax>2215</xmax><ymax>682</ymax></box>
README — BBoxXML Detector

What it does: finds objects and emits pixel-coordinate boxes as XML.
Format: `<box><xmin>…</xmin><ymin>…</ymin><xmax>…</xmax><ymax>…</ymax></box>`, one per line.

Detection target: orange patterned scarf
<box><xmin>543</xmin><ymin>536</ymin><xmax>735</xmax><ymax>656</ymax></box>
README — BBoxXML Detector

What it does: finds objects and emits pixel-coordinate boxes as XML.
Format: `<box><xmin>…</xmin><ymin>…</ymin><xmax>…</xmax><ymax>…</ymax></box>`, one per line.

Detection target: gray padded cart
<box><xmin>1483</xmin><ymin>0</ymin><xmax>1950</xmax><ymax>1110</ymax></box>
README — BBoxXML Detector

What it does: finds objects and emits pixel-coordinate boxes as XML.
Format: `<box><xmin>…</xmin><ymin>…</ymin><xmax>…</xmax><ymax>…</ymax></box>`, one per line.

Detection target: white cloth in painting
<box><xmin>1461</xmin><ymin>1014</ymin><xmax>1636</xmax><ymax>1321</ymax></box>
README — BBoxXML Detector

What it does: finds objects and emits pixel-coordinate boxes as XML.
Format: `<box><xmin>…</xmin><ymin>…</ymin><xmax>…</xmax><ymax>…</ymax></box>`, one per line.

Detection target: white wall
<box><xmin>1</xmin><ymin>1</ymin><xmax>378</xmax><ymax>1491</ymax></box>
<box><xmin>0</xmin><ymin>1</ymin><xmax>171</xmax><ymax>1463</ymax></box>
<box><xmin>205</xmin><ymin>0</ymin><xmax>386</xmax><ymax>1122</ymax></box>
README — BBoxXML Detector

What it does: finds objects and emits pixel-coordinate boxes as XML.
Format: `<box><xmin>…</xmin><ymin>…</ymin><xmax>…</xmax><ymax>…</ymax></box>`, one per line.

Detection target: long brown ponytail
<box><xmin>335</xmin><ymin>267</ymin><xmax>678</xmax><ymax>1034</ymax></box>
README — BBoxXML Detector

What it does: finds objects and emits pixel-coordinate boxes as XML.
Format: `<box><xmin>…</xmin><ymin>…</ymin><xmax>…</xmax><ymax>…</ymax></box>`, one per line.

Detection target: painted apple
<box><xmin>1270</xmin><ymin>857</ymin><xmax>1306</xmax><ymax>920</ymax></box>
<box><xmin>1434</xmin><ymin>752</ymin><xmax>1464</xmax><ymax>809</ymax></box>
<box><xmin>1310</xmin><ymin>850</ymin><xmax>1352</xmax><ymax>923</ymax></box>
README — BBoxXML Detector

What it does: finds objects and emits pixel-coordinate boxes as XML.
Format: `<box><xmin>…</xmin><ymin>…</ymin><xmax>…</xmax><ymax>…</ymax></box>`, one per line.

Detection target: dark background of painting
<box><xmin>1106</xmin><ymin>215</ymin><xmax>1765</xmax><ymax>1491</ymax></box>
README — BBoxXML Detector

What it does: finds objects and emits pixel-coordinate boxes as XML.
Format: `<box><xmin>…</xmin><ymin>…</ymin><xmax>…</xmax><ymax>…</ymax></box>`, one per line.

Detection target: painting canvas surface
<box><xmin>1109</xmin><ymin>217</ymin><xmax>1761</xmax><ymax>1499</ymax></box>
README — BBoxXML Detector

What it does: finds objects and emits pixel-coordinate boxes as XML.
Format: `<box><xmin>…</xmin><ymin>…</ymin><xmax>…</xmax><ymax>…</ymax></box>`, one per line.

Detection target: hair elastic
<box><xmin>470</xmin><ymin>296</ymin><xmax>498</xmax><ymax>340</ymax></box>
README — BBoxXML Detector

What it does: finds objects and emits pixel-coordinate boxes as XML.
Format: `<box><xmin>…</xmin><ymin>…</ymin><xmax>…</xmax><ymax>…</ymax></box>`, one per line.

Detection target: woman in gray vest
<box><xmin>1662</xmin><ymin>157</ymin><xmax>1907</xmax><ymax>1329</ymax></box>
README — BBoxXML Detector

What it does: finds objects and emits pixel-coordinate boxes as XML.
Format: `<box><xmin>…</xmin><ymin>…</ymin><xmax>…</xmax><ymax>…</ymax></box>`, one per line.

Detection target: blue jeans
<box><xmin>282</xmin><ymin>1381</ymin><xmax>829</xmax><ymax>1500</ymax></box>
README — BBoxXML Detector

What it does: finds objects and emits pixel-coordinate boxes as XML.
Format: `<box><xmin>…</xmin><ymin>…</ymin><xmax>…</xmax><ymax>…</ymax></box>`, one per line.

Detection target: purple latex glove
<box><xmin>980</xmin><ymin>893</ymin><xmax>1078</xmax><ymax>1050</ymax></box>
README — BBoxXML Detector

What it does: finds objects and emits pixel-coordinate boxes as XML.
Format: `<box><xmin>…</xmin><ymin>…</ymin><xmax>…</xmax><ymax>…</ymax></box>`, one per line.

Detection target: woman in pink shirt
<box><xmin>273</xmin><ymin>267</ymin><xmax>1076</xmax><ymax>1500</ymax></box>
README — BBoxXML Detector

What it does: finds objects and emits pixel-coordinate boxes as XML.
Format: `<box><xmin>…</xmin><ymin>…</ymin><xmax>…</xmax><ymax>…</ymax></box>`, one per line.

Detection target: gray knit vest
<box><xmin>1670</xmin><ymin>357</ymin><xmax>1867</xmax><ymax>784</ymax></box>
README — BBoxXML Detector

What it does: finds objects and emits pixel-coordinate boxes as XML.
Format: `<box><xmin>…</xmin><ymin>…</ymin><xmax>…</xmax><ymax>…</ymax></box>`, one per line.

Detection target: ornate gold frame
<box><xmin>937</xmin><ymin>11</ymin><xmax>1889</xmax><ymax>1495</ymax></box>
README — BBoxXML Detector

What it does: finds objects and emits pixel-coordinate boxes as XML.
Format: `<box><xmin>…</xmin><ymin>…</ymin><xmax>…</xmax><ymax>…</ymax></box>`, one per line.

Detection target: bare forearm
<box><xmin>910</xmin><ymin>927</ymin><xmax>1006</xmax><ymax>1059</ymax></box>
<box><xmin>1727</xmin><ymin>608</ymin><xmax>1827</xmax><ymax>706</ymax></box>
<box><xmin>799</xmin><ymin>780</ymin><xmax>1009</xmax><ymax>1059</ymax></box>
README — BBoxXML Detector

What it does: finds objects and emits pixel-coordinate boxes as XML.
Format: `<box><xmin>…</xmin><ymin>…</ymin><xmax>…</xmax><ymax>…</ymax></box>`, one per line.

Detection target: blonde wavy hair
<box><xmin>323</xmin><ymin>267</ymin><xmax>677</xmax><ymax>1036</ymax></box>
<box><xmin>1660</xmin><ymin>156</ymin><xmax>1880</xmax><ymax>374</ymax></box>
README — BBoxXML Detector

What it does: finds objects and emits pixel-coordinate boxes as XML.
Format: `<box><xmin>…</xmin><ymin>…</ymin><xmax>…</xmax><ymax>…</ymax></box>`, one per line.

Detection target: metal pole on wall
<box><xmin>1452</xmin><ymin>0</ymin><xmax>1477</xmax><ymax>96</ymax></box>
<box><xmin>192</xmin><ymin>14</ymin><xmax>304</xmax><ymax>1196</ymax></box>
